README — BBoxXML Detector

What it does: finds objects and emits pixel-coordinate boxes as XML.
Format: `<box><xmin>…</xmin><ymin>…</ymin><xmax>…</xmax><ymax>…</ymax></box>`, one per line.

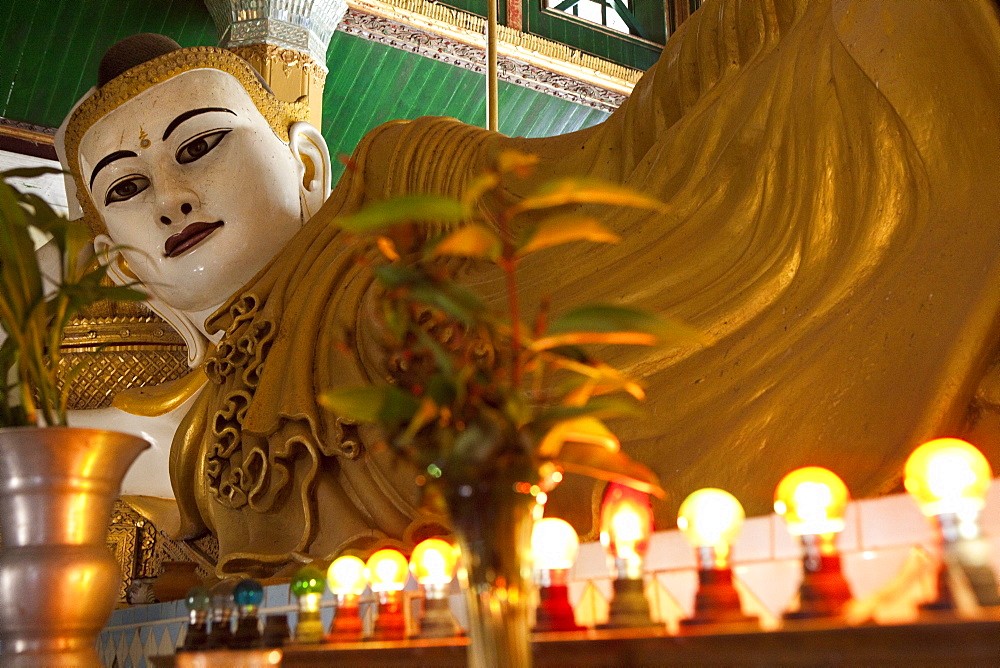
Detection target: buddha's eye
<box><xmin>105</xmin><ymin>175</ymin><xmax>150</xmax><ymax>205</ymax></box>
<box><xmin>176</xmin><ymin>129</ymin><xmax>231</xmax><ymax>165</ymax></box>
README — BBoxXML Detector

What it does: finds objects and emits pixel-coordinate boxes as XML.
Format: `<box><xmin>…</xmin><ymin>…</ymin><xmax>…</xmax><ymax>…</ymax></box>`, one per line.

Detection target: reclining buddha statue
<box><xmin>60</xmin><ymin>0</ymin><xmax>1000</xmax><ymax>575</ymax></box>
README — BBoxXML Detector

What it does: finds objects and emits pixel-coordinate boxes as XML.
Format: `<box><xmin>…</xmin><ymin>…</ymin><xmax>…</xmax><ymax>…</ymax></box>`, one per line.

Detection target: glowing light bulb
<box><xmin>365</xmin><ymin>548</ymin><xmax>409</xmax><ymax>593</ymax></box>
<box><xmin>677</xmin><ymin>488</ymin><xmax>745</xmax><ymax>569</ymax></box>
<box><xmin>598</xmin><ymin>484</ymin><xmax>658</xmax><ymax>628</ymax></box>
<box><xmin>774</xmin><ymin>468</ymin><xmax>854</xmax><ymax>620</ymax></box>
<box><xmin>904</xmin><ymin>438</ymin><xmax>1000</xmax><ymax>608</ymax></box>
<box><xmin>327</xmin><ymin>555</ymin><xmax>367</xmax><ymax>596</ymax></box>
<box><xmin>531</xmin><ymin>517</ymin><xmax>584</xmax><ymax>632</ymax></box>
<box><xmin>408</xmin><ymin>539</ymin><xmax>461</xmax><ymax>638</ymax></box>
<box><xmin>409</xmin><ymin>539</ymin><xmax>457</xmax><ymax>588</ymax></box>
<box><xmin>365</xmin><ymin>548</ymin><xmax>409</xmax><ymax>641</ymax></box>
<box><xmin>774</xmin><ymin>467</ymin><xmax>849</xmax><ymax>537</ymax></box>
<box><xmin>326</xmin><ymin>555</ymin><xmax>367</xmax><ymax>642</ymax></box>
<box><xmin>531</xmin><ymin>517</ymin><xmax>580</xmax><ymax>572</ymax></box>
<box><xmin>904</xmin><ymin>437</ymin><xmax>993</xmax><ymax>519</ymax></box>
<box><xmin>600</xmin><ymin>483</ymin><xmax>653</xmax><ymax>581</ymax></box>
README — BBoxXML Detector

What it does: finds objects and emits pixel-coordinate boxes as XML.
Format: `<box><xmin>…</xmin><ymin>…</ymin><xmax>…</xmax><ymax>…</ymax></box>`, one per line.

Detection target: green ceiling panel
<box><xmin>320</xmin><ymin>31</ymin><xmax>608</xmax><ymax>182</ymax></box>
<box><xmin>0</xmin><ymin>0</ymin><xmax>608</xmax><ymax>180</ymax></box>
<box><xmin>0</xmin><ymin>0</ymin><xmax>219</xmax><ymax>129</ymax></box>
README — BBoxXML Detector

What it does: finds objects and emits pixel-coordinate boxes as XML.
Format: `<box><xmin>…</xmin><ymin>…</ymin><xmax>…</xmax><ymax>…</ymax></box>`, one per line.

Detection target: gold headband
<box><xmin>62</xmin><ymin>46</ymin><xmax>311</xmax><ymax>238</ymax></box>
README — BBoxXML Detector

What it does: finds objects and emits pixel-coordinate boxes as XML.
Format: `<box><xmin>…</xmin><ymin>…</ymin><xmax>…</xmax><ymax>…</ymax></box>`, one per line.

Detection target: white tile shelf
<box><xmin>104</xmin><ymin>480</ymin><xmax>1000</xmax><ymax>667</ymax></box>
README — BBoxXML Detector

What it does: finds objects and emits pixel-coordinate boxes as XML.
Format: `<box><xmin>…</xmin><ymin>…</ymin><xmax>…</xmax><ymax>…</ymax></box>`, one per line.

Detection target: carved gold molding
<box><xmin>346</xmin><ymin>0</ymin><xmax>640</xmax><ymax>94</ymax></box>
<box><xmin>229</xmin><ymin>43</ymin><xmax>328</xmax><ymax>128</ymax></box>
<box><xmin>109</xmin><ymin>500</ymin><xmax>219</xmax><ymax>603</ymax></box>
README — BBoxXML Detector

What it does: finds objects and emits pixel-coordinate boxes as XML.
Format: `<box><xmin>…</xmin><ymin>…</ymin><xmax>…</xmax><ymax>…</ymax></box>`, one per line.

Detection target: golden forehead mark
<box><xmin>139</xmin><ymin>127</ymin><xmax>150</xmax><ymax>149</ymax></box>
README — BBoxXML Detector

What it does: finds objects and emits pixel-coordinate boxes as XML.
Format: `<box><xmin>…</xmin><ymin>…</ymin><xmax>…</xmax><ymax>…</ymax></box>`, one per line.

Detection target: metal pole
<box><xmin>487</xmin><ymin>0</ymin><xmax>499</xmax><ymax>131</ymax></box>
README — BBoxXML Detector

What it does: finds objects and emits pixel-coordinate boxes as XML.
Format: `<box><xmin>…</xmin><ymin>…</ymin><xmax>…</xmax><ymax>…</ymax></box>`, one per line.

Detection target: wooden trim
<box><xmin>0</xmin><ymin>119</ymin><xmax>57</xmax><ymax>161</ymax></box>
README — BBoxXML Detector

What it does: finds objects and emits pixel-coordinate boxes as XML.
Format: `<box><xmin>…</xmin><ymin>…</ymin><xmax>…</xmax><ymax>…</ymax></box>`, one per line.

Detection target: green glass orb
<box><xmin>291</xmin><ymin>565</ymin><xmax>327</xmax><ymax>598</ymax></box>
<box><xmin>185</xmin><ymin>586</ymin><xmax>211</xmax><ymax>613</ymax></box>
<box><xmin>233</xmin><ymin>578</ymin><xmax>264</xmax><ymax>608</ymax></box>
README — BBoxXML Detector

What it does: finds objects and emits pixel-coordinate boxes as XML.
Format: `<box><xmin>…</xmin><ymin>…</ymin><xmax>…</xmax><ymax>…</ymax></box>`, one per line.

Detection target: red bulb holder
<box><xmin>372</xmin><ymin>590</ymin><xmax>406</xmax><ymax>641</ymax></box>
<box><xmin>784</xmin><ymin>532</ymin><xmax>852</xmax><ymax>621</ymax></box>
<box><xmin>535</xmin><ymin>568</ymin><xmax>583</xmax><ymax>632</ymax></box>
<box><xmin>681</xmin><ymin>551</ymin><xmax>754</xmax><ymax>627</ymax></box>
<box><xmin>326</xmin><ymin>594</ymin><xmax>363</xmax><ymax>642</ymax></box>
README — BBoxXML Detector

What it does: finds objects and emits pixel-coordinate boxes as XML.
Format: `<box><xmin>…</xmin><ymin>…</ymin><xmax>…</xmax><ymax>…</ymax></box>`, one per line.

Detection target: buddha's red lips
<box><xmin>164</xmin><ymin>221</ymin><xmax>224</xmax><ymax>257</ymax></box>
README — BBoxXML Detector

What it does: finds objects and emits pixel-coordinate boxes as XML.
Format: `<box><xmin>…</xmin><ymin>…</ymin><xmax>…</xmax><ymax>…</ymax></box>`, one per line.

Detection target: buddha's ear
<box><xmin>93</xmin><ymin>233</ymin><xmax>129</xmax><ymax>286</ymax></box>
<box><xmin>289</xmin><ymin>121</ymin><xmax>331</xmax><ymax>221</ymax></box>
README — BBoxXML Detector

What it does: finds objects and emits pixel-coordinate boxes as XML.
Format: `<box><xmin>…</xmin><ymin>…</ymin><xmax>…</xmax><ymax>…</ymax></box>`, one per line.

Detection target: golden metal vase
<box><xmin>0</xmin><ymin>427</ymin><xmax>149</xmax><ymax>667</ymax></box>
<box><xmin>446</xmin><ymin>461</ymin><xmax>538</xmax><ymax>668</ymax></box>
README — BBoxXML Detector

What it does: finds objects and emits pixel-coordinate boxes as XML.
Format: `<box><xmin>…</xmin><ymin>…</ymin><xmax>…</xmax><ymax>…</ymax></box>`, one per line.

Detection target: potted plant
<box><xmin>322</xmin><ymin>151</ymin><xmax>694</xmax><ymax>666</ymax></box>
<box><xmin>0</xmin><ymin>167</ymin><xmax>150</xmax><ymax>667</ymax></box>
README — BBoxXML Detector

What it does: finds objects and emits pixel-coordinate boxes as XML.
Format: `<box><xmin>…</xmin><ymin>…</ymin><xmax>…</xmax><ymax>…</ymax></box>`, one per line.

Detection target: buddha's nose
<box><xmin>159</xmin><ymin>203</ymin><xmax>193</xmax><ymax>225</ymax></box>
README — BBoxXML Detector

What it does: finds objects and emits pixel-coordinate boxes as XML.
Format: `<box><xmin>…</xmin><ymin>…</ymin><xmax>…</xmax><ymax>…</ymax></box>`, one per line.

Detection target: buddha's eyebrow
<box><xmin>89</xmin><ymin>150</ymin><xmax>137</xmax><ymax>189</ymax></box>
<box><xmin>162</xmin><ymin>107</ymin><xmax>236</xmax><ymax>141</ymax></box>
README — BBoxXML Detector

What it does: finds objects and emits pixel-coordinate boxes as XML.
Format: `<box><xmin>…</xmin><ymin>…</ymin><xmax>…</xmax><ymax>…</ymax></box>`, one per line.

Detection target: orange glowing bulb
<box><xmin>409</xmin><ymin>538</ymin><xmax>458</xmax><ymax>587</ymax></box>
<box><xmin>327</xmin><ymin>555</ymin><xmax>367</xmax><ymax>596</ymax></box>
<box><xmin>600</xmin><ymin>483</ymin><xmax>653</xmax><ymax>579</ymax></box>
<box><xmin>774</xmin><ymin>467</ymin><xmax>849</xmax><ymax>536</ymax></box>
<box><xmin>365</xmin><ymin>549</ymin><xmax>409</xmax><ymax>593</ymax></box>
<box><xmin>904</xmin><ymin>438</ymin><xmax>993</xmax><ymax>518</ymax></box>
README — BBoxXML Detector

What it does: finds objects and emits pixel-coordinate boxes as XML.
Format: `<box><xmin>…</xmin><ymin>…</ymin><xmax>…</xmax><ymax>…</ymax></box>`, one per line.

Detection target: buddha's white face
<box><xmin>80</xmin><ymin>69</ymin><xmax>306</xmax><ymax>314</ymax></box>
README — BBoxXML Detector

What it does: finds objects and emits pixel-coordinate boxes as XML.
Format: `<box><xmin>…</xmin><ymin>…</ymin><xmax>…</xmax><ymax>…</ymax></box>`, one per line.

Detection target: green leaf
<box><xmin>412</xmin><ymin>326</ymin><xmax>456</xmax><ymax>377</ymax></box>
<box><xmin>336</xmin><ymin>195</ymin><xmax>466</xmax><ymax>233</ymax></box>
<box><xmin>408</xmin><ymin>282</ymin><xmax>487</xmax><ymax>326</ymax></box>
<box><xmin>318</xmin><ymin>385</ymin><xmax>392</xmax><ymax>423</ymax></box>
<box><xmin>517</xmin><ymin>215</ymin><xmax>620</xmax><ymax>256</ymax></box>
<box><xmin>427</xmin><ymin>224</ymin><xmax>502</xmax><ymax>260</ymax></box>
<box><xmin>507</xmin><ymin>178</ymin><xmax>664</xmax><ymax>218</ymax></box>
<box><xmin>374</xmin><ymin>263</ymin><xmax>423</xmax><ymax>289</ymax></box>
<box><xmin>547</xmin><ymin>304</ymin><xmax>694</xmax><ymax>342</ymax></box>
<box><xmin>530</xmin><ymin>396</ymin><xmax>642</xmax><ymax>430</ymax></box>
<box><xmin>0</xmin><ymin>180</ymin><xmax>43</xmax><ymax>324</ymax></box>
<box><xmin>378</xmin><ymin>386</ymin><xmax>422</xmax><ymax>425</ymax></box>
<box><xmin>426</xmin><ymin>373</ymin><xmax>458</xmax><ymax>407</ymax></box>
<box><xmin>0</xmin><ymin>167</ymin><xmax>66</xmax><ymax>179</ymax></box>
<box><xmin>18</xmin><ymin>193</ymin><xmax>63</xmax><ymax>237</ymax></box>
<box><xmin>554</xmin><ymin>441</ymin><xmax>664</xmax><ymax>498</ymax></box>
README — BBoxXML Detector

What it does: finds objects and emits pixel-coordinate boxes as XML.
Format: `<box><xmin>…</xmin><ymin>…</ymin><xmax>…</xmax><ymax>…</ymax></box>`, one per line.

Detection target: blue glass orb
<box><xmin>233</xmin><ymin>579</ymin><xmax>264</xmax><ymax>608</ymax></box>
<box><xmin>185</xmin><ymin>586</ymin><xmax>211</xmax><ymax>613</ymax></box>
<box><xmin>291</xmin><ymin>565</ymin><xmax>326</xmax><ymax>598</ymax></box>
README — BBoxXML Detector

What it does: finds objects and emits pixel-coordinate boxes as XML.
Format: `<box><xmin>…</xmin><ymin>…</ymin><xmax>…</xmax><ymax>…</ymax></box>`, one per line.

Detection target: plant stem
<box><xmin>497</xmin><ymin>212</ymin><xmax>522</xmax><ymax>388</ymax></box>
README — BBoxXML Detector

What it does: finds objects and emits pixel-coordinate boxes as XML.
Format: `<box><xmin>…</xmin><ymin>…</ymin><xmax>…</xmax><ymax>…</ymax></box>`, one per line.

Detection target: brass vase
<box><xmin>446</xmin><ymin>462</ymin><xmax>538</xmax><ymax>668</ymax></box>
<box><xmin>0</xmin><ymin>427</ymin><xmax>149</xmax><ymax>667</ymax></box>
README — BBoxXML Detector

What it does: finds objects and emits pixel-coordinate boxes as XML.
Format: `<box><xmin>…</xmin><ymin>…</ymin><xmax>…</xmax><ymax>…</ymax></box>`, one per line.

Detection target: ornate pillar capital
<box><xmin>204</xmin><ymin>1</ymin><xmax>348</xmax><ymax>124</ymax></box>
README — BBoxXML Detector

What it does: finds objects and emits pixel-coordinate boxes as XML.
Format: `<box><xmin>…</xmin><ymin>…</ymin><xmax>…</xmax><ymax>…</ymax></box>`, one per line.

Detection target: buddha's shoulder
<box><xmin>362</xmin><ymin>116</ymin><xmax>486</xmax><ymax>152</ymax></box>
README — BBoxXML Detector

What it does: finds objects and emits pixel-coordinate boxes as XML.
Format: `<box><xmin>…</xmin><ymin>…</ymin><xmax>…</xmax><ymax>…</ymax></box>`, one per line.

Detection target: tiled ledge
<box><xmin>101</xmin><ymin>480</ymin><xmax>1000</xmax><ymax>667</ymax></box>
